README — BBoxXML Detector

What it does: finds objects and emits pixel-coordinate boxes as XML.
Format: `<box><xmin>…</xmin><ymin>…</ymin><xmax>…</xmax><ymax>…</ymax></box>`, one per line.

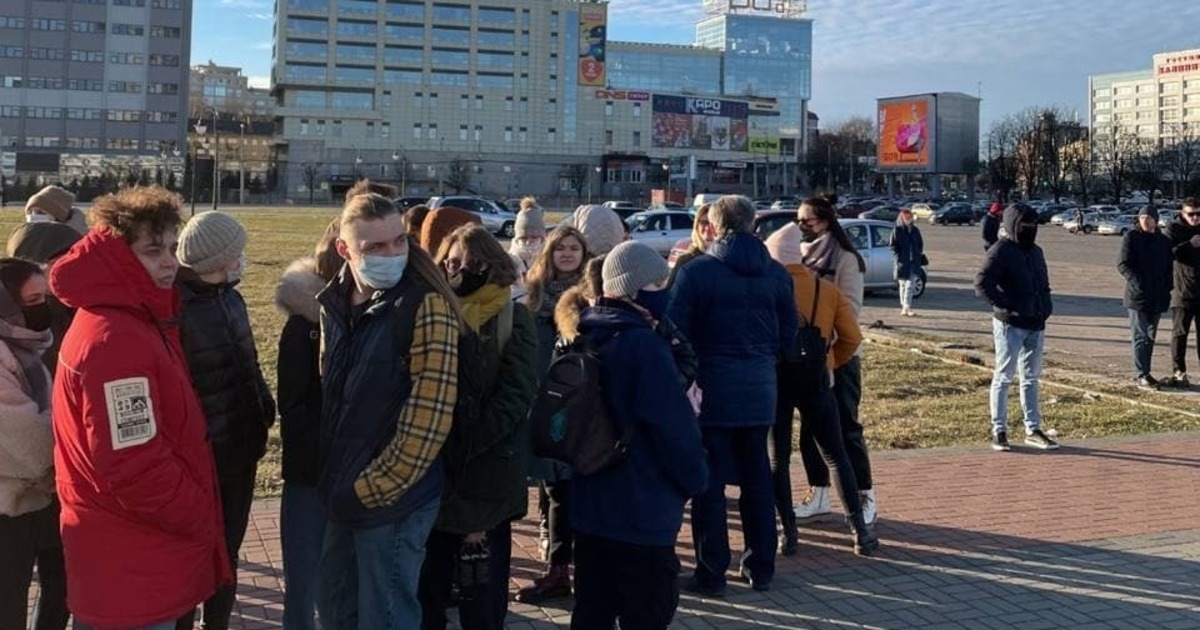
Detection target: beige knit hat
<box><xmin>25</xmin><ymin>185</ymin><xmax>76</xmax><ymax>222</ymax></box>
<box><xmin>178</xmin><ymin>211</ymin><xmax>247</xmax><ymax>275</ymax></box>
<box><xmin>765</xmin><ymin>222</ymin><xmax>805</xmax><ymax>267</ymax></box>
<box><xmin>566</xmin><ymin>205</ymin><xmax>625</xmax><ymax>256</ymax></box>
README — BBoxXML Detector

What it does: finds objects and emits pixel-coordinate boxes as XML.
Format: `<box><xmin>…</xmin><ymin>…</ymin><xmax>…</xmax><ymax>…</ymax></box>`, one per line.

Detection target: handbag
<box><xmin>782</xmin><ymin>279</ymin><xmax>828</xmax><ymax>394</ymax></box>
<box><xmin>920</xmin><ymin>253</ymin><xmax>929</xmax><ymax>266</ymax></box>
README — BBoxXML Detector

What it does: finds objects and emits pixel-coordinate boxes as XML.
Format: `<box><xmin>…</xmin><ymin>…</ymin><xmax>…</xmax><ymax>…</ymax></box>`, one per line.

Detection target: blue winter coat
<box><xmin>890</xmin><ymin>222</ymin><xmax>925</xmax><ymax>280</ymax></box>
<box><xmin>667</xmin><ymin>233</ymin><xmax>798</xmax><ymax>429</ymax></box>
<box><xmin>569</xmin><ymin>299</ymin><xmax>709</xmax><ymax>547</ymax></box>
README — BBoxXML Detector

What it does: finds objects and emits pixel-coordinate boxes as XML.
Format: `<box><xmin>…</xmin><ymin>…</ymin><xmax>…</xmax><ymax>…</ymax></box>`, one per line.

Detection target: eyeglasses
<box><xmin>1184</xmin><ymin>212</ymin><xmax>1200</xmax><ymax>219</ymax></box>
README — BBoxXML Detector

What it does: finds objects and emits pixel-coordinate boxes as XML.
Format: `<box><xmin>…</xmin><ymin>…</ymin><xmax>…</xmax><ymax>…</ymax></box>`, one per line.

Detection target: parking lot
<box><xmin>859</xmin><ymin>219</ymin><xmax>1176</xmax><ymax>383</ymax></box>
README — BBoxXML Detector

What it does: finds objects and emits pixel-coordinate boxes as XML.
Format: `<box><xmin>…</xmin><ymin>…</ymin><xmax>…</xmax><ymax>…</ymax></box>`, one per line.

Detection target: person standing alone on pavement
<box><xmin>1163</xmin><ymin>198</ymin><xmax>1200</xmax><ymax>388</ymax></box>
<box><xmin>1117</xmin><ymin>206</ymin><xmax>1173</xmax><ymax>390</ymax></box>
<box><xmin>890</xmin><ymin>208</ymin><xmax>924</xmax><ymax>317</ymax></box>
<box><xmin>975</xmin><ymin>203</ymin><xmax>1058</xmax><ymax>452</ymax></box>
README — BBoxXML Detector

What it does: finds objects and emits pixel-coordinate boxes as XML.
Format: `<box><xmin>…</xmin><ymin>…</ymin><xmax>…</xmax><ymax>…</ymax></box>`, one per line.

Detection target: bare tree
<box><xmin>562</xmin><ymin>163</ymin><xmax>589</xmax><ymax>200</ymax></box>
<box><xmin>1162</xmin><ymin>122</ymin><xmax>1200</xmax><ymax>199</ymax></box>
<box><xmin>301</xmin><ymin>163</ymin><xmax>322</xmax><ymax>205</ymax></box>
<box><xmin>446</xmin><ymin>158</ymin><xmax>473</xmax><ymax>194</ymax></box>
<box><xmin>1034</xmin><ymin>107</ymin><xmax>1087</xmax><ymax>202</ymax></box>
<box><xmin>1092</xmin><ymin>127</ymin><xmax>1139</xmax><ymax>202</ymax></box>
<box><xmin>986</xmin><ymin>115</ymin><xmax>1021</xmax><ymax>201</ymax></box>
<box><xmin>1062</xmin><ymin>129</ymin><xmax>1093</xmax><ymax>205</ymax></box>
<box><xmin>1129</xmin><ymin>143</ymin><xmax>1168</xmax><ymax>204</ymax></box>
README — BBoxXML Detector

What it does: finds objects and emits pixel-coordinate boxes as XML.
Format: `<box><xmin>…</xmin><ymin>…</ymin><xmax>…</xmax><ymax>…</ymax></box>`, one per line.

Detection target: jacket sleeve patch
<box><xmin>104</xmin><ymin>377</ymin><xmax>157</xmax><ymax>450</ymax></box>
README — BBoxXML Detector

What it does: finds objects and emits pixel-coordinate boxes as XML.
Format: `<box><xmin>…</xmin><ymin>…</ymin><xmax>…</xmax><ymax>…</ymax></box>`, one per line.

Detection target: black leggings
<box><xmin>798</xmin><ymin>356</ymin><xmax>873</xmax><ymax>490</ymax></box>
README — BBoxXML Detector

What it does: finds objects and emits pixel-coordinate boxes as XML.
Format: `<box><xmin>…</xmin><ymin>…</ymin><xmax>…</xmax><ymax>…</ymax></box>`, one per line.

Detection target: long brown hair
<box><xmin>525</xmin><ymin>226</ymin><xmax>590</xmax><ymax>313</ymax></box>
<box><xmin>800</xmin><ymin>196</ymin><xmax>866</xmax><ymax>273</ymax></box>
<box><xmin>340</xmin><ymin>189</ymin><xmax>466</xmax><ymax>328</ymax></box>
<box><xmin>434</xmin><ymin>224</ymin><xmax>518</xmax><ymax>287</ymax></box>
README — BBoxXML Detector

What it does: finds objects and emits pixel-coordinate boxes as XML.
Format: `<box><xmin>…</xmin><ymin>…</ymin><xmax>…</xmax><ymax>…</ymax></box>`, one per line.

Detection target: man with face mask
<box><xmin>24</xmin><ymin>185</ymin><xmax>89</xmax><ymax>234</ymax></box>
<box><xmin>975</xmin><ymin>203</ymin><xmax>1057</xmax><ymax>452</ymax></box>
<box><xmin>174</xmin><ymin>211</ymin><xmax>277</xmax><ymax>630</ymax></box>
<box><xmin>317</xmin><ymin>191</ymin><xmax>463</xmax><ymax>629</ymax></box>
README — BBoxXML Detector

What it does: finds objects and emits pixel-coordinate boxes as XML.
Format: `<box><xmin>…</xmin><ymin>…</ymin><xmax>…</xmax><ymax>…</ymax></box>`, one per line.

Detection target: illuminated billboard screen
<box><xmin>651</xmin><ymin>94</ymin><xmax>750</xmax><ymax>151</ymax></box>
<box><xmin>877</xmin><ymin>97</ymin><xmax>932</xmax><ymax>170</ymax></box>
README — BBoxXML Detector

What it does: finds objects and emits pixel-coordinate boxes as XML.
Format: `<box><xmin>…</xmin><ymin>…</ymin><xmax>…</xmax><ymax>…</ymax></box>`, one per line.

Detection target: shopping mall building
<box><xmin>271</xmin><ymin>0</ymin><xmax>814</xmax><ymax>203</ymax></box>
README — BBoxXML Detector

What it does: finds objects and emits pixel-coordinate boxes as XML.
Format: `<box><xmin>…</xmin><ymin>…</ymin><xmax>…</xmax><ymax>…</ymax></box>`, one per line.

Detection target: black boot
<box><xmin>779</xmin><ymin>512</ymin><xmax>799</xmax><ymax>557</ymax></box>
<box><xmin>850</xmin><ymin>512</ymin><xmax>878</xmax><ymax>557</ymax></box>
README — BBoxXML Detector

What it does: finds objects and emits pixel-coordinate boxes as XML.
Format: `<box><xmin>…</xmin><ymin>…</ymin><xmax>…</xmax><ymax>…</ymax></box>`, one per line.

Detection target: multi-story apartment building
<box><xmin>0</xmin><ymin>0</ymin><xmax>191</xmax><ymax>186</ymax></box>
<box><xmin>271</xmin><ymin>0</ymin><xmax>812</xmax><ymax>202</ymax></box>
<box><xmin>1089</xmin><ymin>48</ymin><xmax>1200</xmax><ymax>146</ymax></box>
<box><xmin>190</xmin><ymin>61</ymin><xmax>274</xmax><ymax>120</ymax></box>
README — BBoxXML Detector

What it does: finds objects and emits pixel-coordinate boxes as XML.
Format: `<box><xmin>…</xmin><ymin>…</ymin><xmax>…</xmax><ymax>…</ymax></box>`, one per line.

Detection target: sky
<box><xmin>192</xmin><ymin>0</ymin><xmax>1200</xmax><ymax>132</ymax></box>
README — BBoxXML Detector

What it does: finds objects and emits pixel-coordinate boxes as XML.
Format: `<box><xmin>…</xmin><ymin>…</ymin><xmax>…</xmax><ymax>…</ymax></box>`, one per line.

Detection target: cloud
<box><xmin>251</xmin><ymin>41</ymin><xmax>273</xmax><ymax>51</ymax></box>
<box><xmin>218</xmin><ymin>0</ymin><xmax>269</xmax><ymax>8</ymax></box>
<box><xmin>246</xmin><ymin>12</ymin><xmax>271</xmax><ymax>20</ymax></box>
<box><xmin>247</xmin><ymin>76</ymin><xmax>270</xmax><ymax>89</ymax></box>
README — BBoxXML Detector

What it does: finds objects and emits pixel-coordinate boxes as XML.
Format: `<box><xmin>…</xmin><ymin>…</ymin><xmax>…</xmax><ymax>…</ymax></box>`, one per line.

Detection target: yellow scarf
<box><xmin>459</xmin><ymin>283</ymin><xmax>511</xmax><ymax>331</ymax></box>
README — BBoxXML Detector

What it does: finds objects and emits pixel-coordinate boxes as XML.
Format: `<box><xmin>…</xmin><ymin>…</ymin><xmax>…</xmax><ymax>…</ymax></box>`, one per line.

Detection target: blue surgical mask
<box><xmin>635</xmin><ymin>288</ymin><xmax>670</xmax><ymax>321</ymax></box>
<box><xmin>357</xmin><ymin>253</ymin><xmax>408</xmax><ymax>290</ymax></box>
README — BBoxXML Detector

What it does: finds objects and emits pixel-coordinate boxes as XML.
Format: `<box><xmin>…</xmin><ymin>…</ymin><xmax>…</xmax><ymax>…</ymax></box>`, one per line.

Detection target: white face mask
<box><xmin>26</xmin><ymin>212</ymin><xmax>53</xmax><ymax>224</ymax></box>
<box><xmin>227</xmin><ymin>253</ymin><xmax>246</xmax><ymax>283</ymax></box>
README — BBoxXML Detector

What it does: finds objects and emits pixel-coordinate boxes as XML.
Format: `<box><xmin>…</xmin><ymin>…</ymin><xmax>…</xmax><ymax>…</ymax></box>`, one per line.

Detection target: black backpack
<box><xmin>529</xmin><ymin>333</ymin><xmax>632</xmax><ymax>476</ymax></box>
<box><xmin>781</xmin><ymin>279</ymin><xmax>828</xmax><ymax>394</ymax></box>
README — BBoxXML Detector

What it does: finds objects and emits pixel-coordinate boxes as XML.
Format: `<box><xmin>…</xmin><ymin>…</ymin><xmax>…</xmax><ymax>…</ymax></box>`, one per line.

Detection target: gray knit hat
<box><xmin>178</xmin><ymin>211</ymin><xmax>247</xmax><ymax>275</ymax></box>
<box><xmin>514</xmin><ymin>209</ymin><xmax>546</xmax><ymax>238</ymax></box>
<box><xmin>25</xmin><ymin>185</ymin><xmax>76</xmax><ymax>222</ymax></box>
<box><xmin>602</xmin><ymin>241</ymin><xmax>669</xmax><ymax>298</ymax></box>
<box><xmin>567</xmin><ymin>204</ymin><xmax>626</xmax><ymax>255</ymax></box>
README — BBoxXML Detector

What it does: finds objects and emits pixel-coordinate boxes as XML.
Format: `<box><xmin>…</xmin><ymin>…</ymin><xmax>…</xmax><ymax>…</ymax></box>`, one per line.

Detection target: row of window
<box><xmin>19</xmin><ymin>137</ymin><xmax>151</xmax><ymax>150</ymax></box>
<box><xmin>285</xmin><ymin>18</ymin><xmax>545</xmax><ymax>50</ymax></box>
<box><xmin>289</xmin><ymin>0</ymin><xmax>526</xmax><ymax>27</ymax></box>
<box><xmin>293</xmin><ymin>116</ymin><xmax>643</xmax><ymax>148</ymax></box>
<box><xmin>0</xmin><ymin>47</ymin><xmax>179</xmax><ymax>66</ymax></box>
<box><xmin>0</xmin><ymin>106</ymin><xmax>179</xmax><ymax>122</ymax></box>
<box><xmin>2</xmin><ymin>76</ymin><xmax>179</xmax><ymax>93</ymax></box>
<box><xmin>0</xmin><ymin>17</ymin><xmax>181</xmax><ymax>37</ymax></box>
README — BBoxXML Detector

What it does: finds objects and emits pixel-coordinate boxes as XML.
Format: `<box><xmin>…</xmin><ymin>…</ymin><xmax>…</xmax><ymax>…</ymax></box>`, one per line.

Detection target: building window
<box><xmin>605</xmin><ymin>130</ymin><xmax>612</xmax><ymax>146</ymax></box>
<box><xmin>414</xmin><ymin>92</ymin><xmax>423</xmax><ymax>108</ymax></box>
<box><xmin>505</xmin><ymin>97</ymin><xmax>514</xmax><ymax>111</ymax></box>
<box><xmin>548</xmin><ymin>128</ymin><xmax>556</xmax><ymax>143</ymax></box>
<box><xmin>474</xmin><ymin>125</ymin><xmax>482</xmax><ymax>141</ymax></box>
<box><xmin>332</xmin><ymin>120</ymin><xmax>342</xmax><ymax>136</ymax></box>
<box><xmin>430</xmin><ymin>93</ymin><xmax>438</xmax><ymax>108</ymax></box>
<box><xmin>1138</xmin><ymin>84</ymin><xmax>1153</xmax><ymax>94</ymax></box>
<box><xmin>413</xmin><ymin>123</ymin><xmax>422</xmax><ymax>139</ymax></box>
<box><xmin>605</xmin><ymin>102</ymin><xmax>613</xmax><ymax>116</ymax></box>
<box><xmin>149</xmin><ymin>26</ymin><xmax>181</xmax><ymax>38</ymax></box>
<box><xmin>459</xmin><ymin>125</ymin><xmax>468</xmax><ymax>141</ymax></box>
<box><xmin>633</xmin><ymin>103</ymin><xmax>641</xmax><ymax>117</ymax></box>
<box><xmin>110</xmin><ymin>23</ymin><xmax>144</xmax><ymax>36</ymax></box>
<box><xmin>382</xmin><ymin>122</ymin><xmax>391</xmax><ymax>138</ymax></box>
<box><xmin>519</xmin><ymin>127</ymin><xmax>527</xmax><ymax>142</ymax></box>
<box><xmin>475</xmin><ymin>95</ymin><xmax>483</xmax><ymax>109</ymax></box>
<box><xmin>316</xmin><ymin>120</ymin><xmax>326</xmax><ymax>135</ymax></box>
<box><xmin>519</xmin><ymin>97</ymin><xmax>528</xmax><ymax>113</ymax></box>
<box><xmin>504</xmin><ymin>127</ymin><xmax>513</xmax><ymax>142</ymax></box>
<box><xmin>429</xmin><ymin>124</ymin><xmax>438</xmax><ymax>140</ymax></box>
<box><xmin>366</xmin><ymin>121</ymin><xmax>375</xmax><ymax>138</ymax></box>
<box><xmin>633</xmin><ymin>131</ymin><xmax>641</xmax><ymax>147</ymax></box>
<box><xmin>1163</xmin><ymin>96</ymin><xmax>1181</xmax><ymax>107</ymax></box>
<box><xmin>461</xmin><ymin>94</ymin><xmax>469</xmax><ymax>109</ymax></box>
<box><xmin>1162</xmin><ymin>83</ymin><xmax>1181</xmax><ymax>94</ymax></box>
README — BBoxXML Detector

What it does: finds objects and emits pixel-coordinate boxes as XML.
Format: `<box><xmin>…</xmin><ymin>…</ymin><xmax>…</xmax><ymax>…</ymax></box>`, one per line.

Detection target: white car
<box><xmin>428</xmin><ymin>196</ymin><xmax>518</xmax><ymax>238</ymax></box>
<box><xmin>1096</xmin><ymin>215</ymin><xmax>1136</xmax><ymax>236</ymax></box>
<box><xmin>1062</xmin><ymin>212</ymin><xmax>1101</xmax><ymax>233</ymax></box>
<box><xmin>626</xmin><ymin>211</ymin><xmax>695</xmax><ymax>257</ymax></box>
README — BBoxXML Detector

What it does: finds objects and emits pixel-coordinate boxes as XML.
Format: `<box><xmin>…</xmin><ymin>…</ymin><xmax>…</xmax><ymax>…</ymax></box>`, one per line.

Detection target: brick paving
<box><xmin>31</xmin><ymin>431</ymin><xmax>1200</xmax><ymax>628</ymax></box>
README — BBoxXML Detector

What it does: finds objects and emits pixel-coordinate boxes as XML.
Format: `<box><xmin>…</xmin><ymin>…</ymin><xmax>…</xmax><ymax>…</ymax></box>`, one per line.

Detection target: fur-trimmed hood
<box><xmin>275</xmin><ymin>257</ymin><xmax>326</xmax><ymax>323</ymax></box>
<box><xmin>553</xmin><ymin>285</ymin><xmax>590</xmax><ymax>344</ymax></box>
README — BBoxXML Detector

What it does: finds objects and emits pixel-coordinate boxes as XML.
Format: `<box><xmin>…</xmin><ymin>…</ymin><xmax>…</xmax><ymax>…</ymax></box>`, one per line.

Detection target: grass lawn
<box><xmin>4</xmin><ymin>204</ymin><xmax>1199</xmax><ymax>496</ymax></box>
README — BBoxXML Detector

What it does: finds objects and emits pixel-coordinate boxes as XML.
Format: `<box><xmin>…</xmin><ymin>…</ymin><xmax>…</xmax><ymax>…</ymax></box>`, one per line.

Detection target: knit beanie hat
<box><xmin>420</xmin><ymin>207</ymin><xmax>481</xmax><ymax>255</ymax></box>
<box><xmin>567</xmin><ymin>204</ymin><xmax>625</xmax><ymax>255</ymax></box>
<box><xmin>764</xmin><ymin>222</ymin><xmax>805</xmax><ymax>267</ymax></box>
<box><xmin>514</xmin><ymin>209</ymin><xmax>546</xmax><ymax>239</ymax></box>
<box><xmin>6</xmin><ymin>222</ymin><xmax>84</xmax><ymax>264</ymax></box>
<box><xmin>602</xmin><ymin>241</ymin><xmax>669</xmax><ymax>298</ymax></box>
<box><xmin>519</xmin><ymin>198</ymin><xmax>545</xmax><ymax>226</ymax></box>
<box><xmin>25</xmin><ymin>185</ymin><xmax>76</xmax><ymax>222</ymax></box>
<box><xmin>177</xmin><ymin>211</ymin><xmax>247</xmax><ymax>275</ymax></box>
<box><xmin>1139</xmin><ymin>205</ymin><xmax>1160</xmax><ymax>221</ymax></box>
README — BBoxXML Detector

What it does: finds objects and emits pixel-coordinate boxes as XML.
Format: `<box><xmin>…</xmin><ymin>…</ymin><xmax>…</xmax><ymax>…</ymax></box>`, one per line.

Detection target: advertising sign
<box><xmin>577</xmin><ymin>4</ymin><xmax>607</xmax><ymax>87</ymax></box>
<box><xmin>748</xmin><ymin>137</ymin><xmax>780</xmax><ymax>154</ymax></box>
<box><xmin>594</xmin><ymin>89</ymin><xmax>650</xmax><ymax>101</ymax></box>
<box><xmin>652</xmin><ymin>94</ymin><xmax>749</xmax><ymax>151</ymax></box>
<box><xmin>878</xmin><ymin>97</ymin><xmax>932</xmax><ymax>170</ymax></box>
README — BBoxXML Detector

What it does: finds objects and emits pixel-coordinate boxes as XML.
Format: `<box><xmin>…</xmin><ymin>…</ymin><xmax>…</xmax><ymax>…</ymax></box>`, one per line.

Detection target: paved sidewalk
<box><xmin>200</xmin><ymin>431</ymin><xmax>1200</xmax><ymax>629</ymax></box>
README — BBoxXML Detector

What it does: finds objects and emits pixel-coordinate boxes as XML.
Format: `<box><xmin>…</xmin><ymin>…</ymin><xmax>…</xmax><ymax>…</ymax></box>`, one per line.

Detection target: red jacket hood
<box><xmin>49</xmin><ymin>228</ymin><xmax>178</xmax><ymax>322</ymax></box>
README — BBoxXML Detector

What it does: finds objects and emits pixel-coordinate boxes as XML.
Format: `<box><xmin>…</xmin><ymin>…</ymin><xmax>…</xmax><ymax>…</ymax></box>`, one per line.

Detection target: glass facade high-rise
<box><xmin>606</xmin><ymin>44</ymin><xmax>722</xmax><ymax>94</ymax></box>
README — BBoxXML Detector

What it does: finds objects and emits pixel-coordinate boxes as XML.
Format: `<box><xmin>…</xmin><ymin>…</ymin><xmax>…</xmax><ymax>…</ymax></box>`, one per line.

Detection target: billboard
<box><xmin>877</xmin><ymin>97</ymin><xmax>932</xmax><ymax>170</ymax></box>
<box><xmin>748</xmin><ymin>136</ymin><xmax>780</xmax><ymax>154</ymax></box>
<box><xmin>577</xmin><ymin>4</ymin><xmax>606</xmax><ymax>87</ymax></box>
<box><xmin>652</xmin><ymin>95</ymin><xmax>749</xmax><ymax>151</ymax></box>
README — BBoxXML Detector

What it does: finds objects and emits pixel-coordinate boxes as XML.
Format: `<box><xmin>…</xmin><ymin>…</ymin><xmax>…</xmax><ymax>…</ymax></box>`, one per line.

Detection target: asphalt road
<box><xmin>860</xmin><ymin>219</ymin><xmax>1173</xmax><ymax>383</ymax></box>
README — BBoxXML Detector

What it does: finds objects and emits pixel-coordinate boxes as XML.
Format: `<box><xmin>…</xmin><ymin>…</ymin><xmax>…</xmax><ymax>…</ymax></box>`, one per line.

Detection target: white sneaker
<box><xmin>794</xmin><ymin>486</ymin><xmax>832</xmax><ymax>520</ymax></box>
<box><xmin>860</xmin><ymin>489</ymin><xmax>877</xmax><ymax>526</ymax></box>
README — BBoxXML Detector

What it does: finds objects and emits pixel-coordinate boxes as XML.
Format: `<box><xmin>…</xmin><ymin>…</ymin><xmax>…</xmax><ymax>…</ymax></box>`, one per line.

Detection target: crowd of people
<box><xmin>5</xmin><ymin>179</ymin><xmax>1189</xmax><ymax>629</ymax></box>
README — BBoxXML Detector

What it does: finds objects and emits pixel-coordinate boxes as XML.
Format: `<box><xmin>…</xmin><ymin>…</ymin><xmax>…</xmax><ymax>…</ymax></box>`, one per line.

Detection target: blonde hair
<box><xmin>435</xmin><ymin>224</ymin><xmax>518</xmax><ymax>287</ymax></box>
<box><xmin>525</xmin><ymin>226</ymin><xmax>590</xmax><ymax>313</ymax></box>
<box><xmin>690</xmin><ymin>203</ymin><xmax>711</xmax><ymax>253</ymax></box>
<box><xmin>520</xmin><ymin>196</ymin><xmax>538</xmax><ymax>212</ymax></box>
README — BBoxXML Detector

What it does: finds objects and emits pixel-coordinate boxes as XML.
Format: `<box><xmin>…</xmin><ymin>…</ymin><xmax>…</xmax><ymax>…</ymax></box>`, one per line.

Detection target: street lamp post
<box><xmin>391</xmin><ymin>151</ymin><xmax>401</xmax><ymax>193</ymax></box>
<box><xmin>239</xmin><ymin>121</ymin><xmax>245</xmax><ymax>205</ymax></box>
<box><xmin>354</xmin><ymin>153</ymin><xmax>363</xmax><ymax>181</ymax></box>
<box><xmin>663</xmin><ymin>162</ymin><xmax>671</xmax><ymax>202</ymax></box>
<box><xmin>194</xmin><ymin>108</ymin><xmax>219</xmax><ymax>210</ymax></box>
<box><xmin>594</xmin><ymin>165</ymin><xmax>602</xmax><ymax>202</ymax></box>
<box><xmin>191</xmin><ymin>119</ymin><xmax>205</xmax><ymax>217</ymax></box>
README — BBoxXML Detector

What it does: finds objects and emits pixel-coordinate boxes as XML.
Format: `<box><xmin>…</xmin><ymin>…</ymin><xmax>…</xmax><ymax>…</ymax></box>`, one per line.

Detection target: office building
<box><xmin>1089</xmin><ymin>48</ymin><xmax>1200</xmax><ymax>146</ymax></box>
<box><xmin>191</xmin><ymin>61</ymin><xmax>274</xmax><ymax>120</ymax></box>
<box><xmin>271</xmin><ymin>0</ymin><xmax>812</xmax><ymax>202</ymax></box>
<box><xmin>0</xmin><ymin>0</ymin><xmax>191</xmax><ymax>186</ymax></box>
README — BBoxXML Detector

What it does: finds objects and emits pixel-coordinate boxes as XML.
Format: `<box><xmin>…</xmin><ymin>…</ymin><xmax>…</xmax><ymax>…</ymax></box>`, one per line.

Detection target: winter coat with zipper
<box><xmin>975</xmin><ymin>205</ymin><xmax>1054</xmax><ymax>332</ymax></box>
<box><xmin>49</xmin><ymin>228</ymin><xmax>230</xmax><ymax>629</ymax></box>
<box><xmin>178</xmin><ymin>268</ymin><xmax>276</xmax><ymax>479</ymax></box>
<box><xmin>564</xmin><ymin>297</ymin><xmax>709</xmax><ymax>547</ymax></box>
<box><xmin>667</xmin><ymin>232</ymin><xmax>798</xmax><ymax>428</ymax></box>
<box><xmin>434</xmin><ymin>283</ymin><xmax>538</xmax><ymax>534</ymax></box>
<box><xmin>890</xmin><ymin>221</ymin><xmax>925</xmax><ymax>280</ymax></box>
<box><xmin>274</xmin><ymin>257</ymin><xmax>326</xmax><ymax>487</ymax></box>
<box><xmin>0</xmin><ymin>303</ymin><xmax>54</xmax><ymax>518</ymax></box>
<box><xmin>1164</xmin><ymin>217</ymin><xmax>1200</xmax><ymax>309</ymax></box>
<box><xmin>1117</xmin><ymin>227</ymin><xmax>1173</xmax><ymax>314</ymax></box>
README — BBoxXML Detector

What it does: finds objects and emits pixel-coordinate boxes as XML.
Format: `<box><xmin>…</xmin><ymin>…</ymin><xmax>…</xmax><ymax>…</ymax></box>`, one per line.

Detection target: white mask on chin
<box><xmin>26</xmin><ymin>212</ymin><xmax>53</xmax><ymax>224</ymax></box>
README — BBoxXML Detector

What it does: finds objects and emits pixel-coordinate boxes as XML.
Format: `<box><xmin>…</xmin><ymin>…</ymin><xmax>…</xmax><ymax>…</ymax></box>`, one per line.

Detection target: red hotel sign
<box><xmin>1157</xmin><ymin>52</ymin><xmax>1200</xmax><ymax>76</ymax></box>
<box><xmin>594</xmin><ymin>89</ymin><xmax>650</xmax><ymax>101</ymax></box>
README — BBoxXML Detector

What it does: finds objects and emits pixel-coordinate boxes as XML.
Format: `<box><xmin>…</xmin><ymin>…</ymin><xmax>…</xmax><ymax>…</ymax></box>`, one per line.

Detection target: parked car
<box><xmin>859</xmin><ymin>206</ymin><xmax>902</xmax><ymax>222</ymax></box>
<box><xmin>910</xmin><ymin>202</ymin><xmax>940</xmax><ymax>221</ymax></box>
<box><xmin>836</xmin><ymin>202</ymin><xmax>866</xmax><ymax>218</ymax></box>
<box><xmin>626</xmin><ymin>211</ymin><xmax>695</xmax><ymax>257</ymax></box>
<box><xmin>770</xmin><ymin>199</ymin><xmax>800</xmax><ymax>211</ymax></box>
<box><xmin>1049</xmin><ymin>211</ymin><xmax>1074</xmax><ymax>226</ymax></box>
<box><xmin>428</xmin><ymin>195</ymin><xmax>518</xmax><ymax>238</ymax></box>
<box><xmin>1096</xmin><ymin>215</ymin><xmax>1137</xmax><ymax>236</ymax></box>
<box><xmin>932</xmin><ymin>203</ymin><xmax>976</xmax><ymax>225</ymax></box>
<box><xmin>394</xmin><ymin>196</ymin><xmax>429</xmax><ymax>211</ymax></box>
<box><xmin>1063</xmin><ymin>212</ymin><xmax>1101</xmax><ymax>234</ymax></box>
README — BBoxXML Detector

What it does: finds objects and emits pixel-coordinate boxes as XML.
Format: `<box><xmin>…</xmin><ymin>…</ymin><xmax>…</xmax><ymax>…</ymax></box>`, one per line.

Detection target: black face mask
<box><xmin>1017</xmin><ymin>222</ymin><xmax>1038</xmax><ymax>248</ymax></box>
<box><xmin>799</xmin><ymin>226</ymin><xmax>819</xmax><ymax>243</ymax></box>
<box><xmin>452</xmin><ymin>268</ymin><xmax>490</xmax><ymax>297</ymax></box>
<box><xmin>21</xmin><ymin>303</ymin><xmax>52</xmax><ymax>332</ymax></box>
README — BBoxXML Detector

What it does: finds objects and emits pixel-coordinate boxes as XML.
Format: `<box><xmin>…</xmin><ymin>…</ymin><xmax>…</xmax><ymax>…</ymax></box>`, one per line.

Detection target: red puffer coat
<box><xmin>50</xmin><ymin>229</ymin><xmax>231</xmax><ymax>628</ymax></box>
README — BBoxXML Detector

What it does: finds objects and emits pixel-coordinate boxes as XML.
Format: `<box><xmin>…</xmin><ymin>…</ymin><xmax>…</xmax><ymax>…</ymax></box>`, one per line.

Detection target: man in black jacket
<box><xmin>975</xmin><ymin>204</ymin><xmax>1058</xmax><ymax>452</ymax></box>
<box><xmin>1117</xmin><ymin>206</ymin><xmax>1173</xmax><ymax>390</ymax></box>
<box><xmin>1164</xmin><ymin>198</ymin><xmax>1200</xmax><ymax>387</ymax></box>
<box><xmin>176</xmin><ymin>211</ymin><xmax>277</xmax><ymax>630</ymax></box>
<box><xmin>981</xmin><ymin>201</ymin><xmax>1004</xmax><ymax>251</ymax></box>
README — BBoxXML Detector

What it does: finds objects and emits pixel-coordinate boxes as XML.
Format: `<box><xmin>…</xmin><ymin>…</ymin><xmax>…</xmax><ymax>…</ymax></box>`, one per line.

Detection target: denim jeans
<box><xmin>570</xmin><ymin>533</ymin><xmax>680</xmax><ymax>630</ymax></box>
<box><xmin>898</xmin><ymin>271</ymin><xmax>917</xmax><ymax>311</ymax></box>
<box><xmin>990</xmin><ymin>319</ymin><xmax>1045</xmax><ymax>436</ymax></box>
<box><xmin>690</xmin><ymin>425</ymin><xmax>775</xmax><ymax>589</ymax></box>
<box><xmin>1129</xmin><ymin>309</ymin><xmax>1162</xmax><ymax>379</ymax></box>
<box><xmin>281</xmin><ymin>483</ymin><xmax>326</xmax><ymax>630</ymax></box>
<box><xmin>316</xmin><ymin>496</ymin><xmax>440</xmax><ymax>630</ymax></box>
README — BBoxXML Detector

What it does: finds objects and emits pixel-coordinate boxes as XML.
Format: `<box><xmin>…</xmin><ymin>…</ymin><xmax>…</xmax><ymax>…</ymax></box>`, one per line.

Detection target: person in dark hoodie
<box><xmin>981</xmin><ymin>201</ymin><xmax>1004</xmax><ymax>250</ymax></box>
<box><xmin>975</xmin><ymin>203</ymin><xmax>1057</xmax><ymax>452</ymax></box>
<box><xmin>174</xmin><ymin>211</ymin><xmax>277</xmax><ymax>630</ymax></box>
<box><xmin>6</xmin><ymin>221</ymin><xmax>83</xmax><ymax>374</ymax></box>
<box><xmin>274</xmin><ymin>218</ymin><xmax>342</xmax><ymax>630</ymax></box>
<box><xmin>668</xmin><ymin>195</ymin><xmax>797</xmax><ymax>595</ymax></box>
<box><xmin>561</xmin><ymin>240</ymin><xmax>708</xmax><ymax>630</ymax></box>
<box><xmin>1163</xmin><ymin>197</ymin><xmax>1200</xmax><ymax>387</ymax></box>
<box><xmin>1117</xmin><ymin>206</ymin><xmax>1173</xmax><ymax>391</ymax></box>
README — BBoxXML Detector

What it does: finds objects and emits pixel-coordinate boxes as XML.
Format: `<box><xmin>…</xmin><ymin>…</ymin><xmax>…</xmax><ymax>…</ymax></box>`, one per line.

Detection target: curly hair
<box><xmin>89</xmin><ymin>186</ymin><xmax>183</xmax><ymax>242</ymax></box>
